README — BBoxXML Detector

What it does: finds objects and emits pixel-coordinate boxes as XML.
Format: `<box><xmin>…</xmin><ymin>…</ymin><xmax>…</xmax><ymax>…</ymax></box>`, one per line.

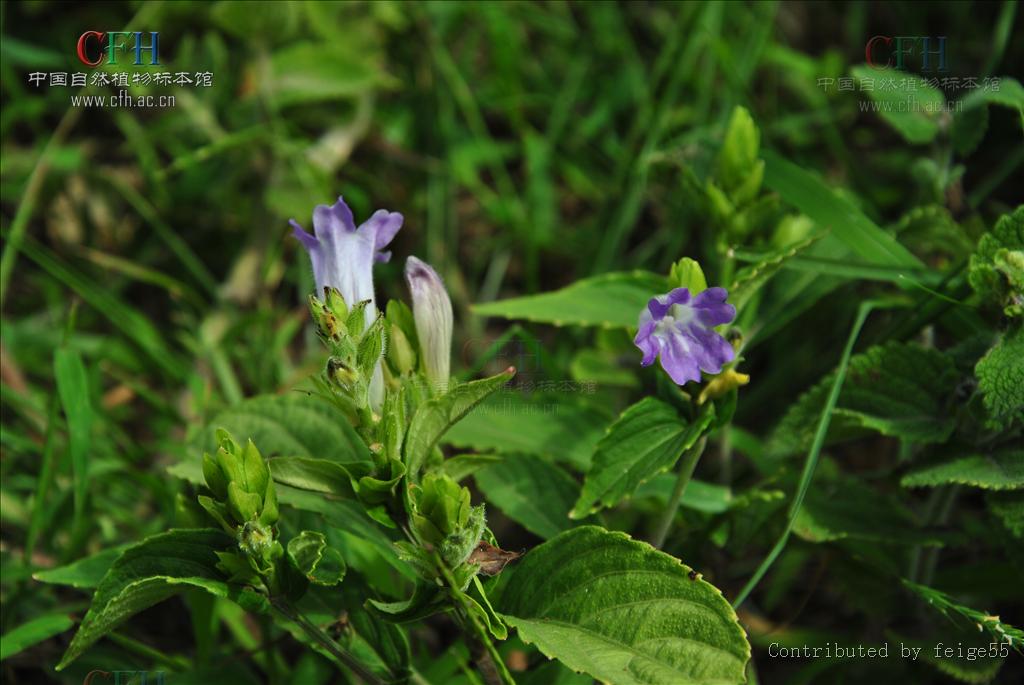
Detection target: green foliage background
<box><xmin>1</xmin><ymin>1</ymin><xmax>1022</xmax><ymax>684</ymax></box>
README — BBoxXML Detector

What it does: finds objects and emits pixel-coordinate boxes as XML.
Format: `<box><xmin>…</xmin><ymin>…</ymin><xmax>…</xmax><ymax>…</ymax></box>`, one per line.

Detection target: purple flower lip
<box><xmin>633</xmin><ymin>287</ymin><xmax>736</xmax><ymax>386</ymax></box>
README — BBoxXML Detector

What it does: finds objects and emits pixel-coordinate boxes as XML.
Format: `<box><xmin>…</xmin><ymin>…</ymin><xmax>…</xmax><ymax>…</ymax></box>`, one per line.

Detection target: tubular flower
<box><xmin>292</xmin><ymin>196</ymin><xmax>402</xmax><ymax>410</ymax></box>
<box><xmin>405</xmin><ymin>256</ymin><xmax>453</xmax><ymax>391</ymax></box>
<box><xmin>634</xmin><ymin>287</ymin><xmax>736</xmax><ymax>386</ymax></box>
<box><xmin>290</xmin><ymin>196</ymin><xmax>403</xmax><ymax>329</ymax></box>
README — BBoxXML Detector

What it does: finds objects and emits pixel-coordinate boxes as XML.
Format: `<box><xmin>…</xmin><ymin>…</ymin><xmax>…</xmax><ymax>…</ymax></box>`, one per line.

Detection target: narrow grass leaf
<box><xmin>54</xmin><ymin>347</ymin><xmax>93</xmax><ymax>534</ymax></box>
<box><xmin>0</xmin><ymin>613</ymin><xmax>74</xmax><ymax>661</ymax></box>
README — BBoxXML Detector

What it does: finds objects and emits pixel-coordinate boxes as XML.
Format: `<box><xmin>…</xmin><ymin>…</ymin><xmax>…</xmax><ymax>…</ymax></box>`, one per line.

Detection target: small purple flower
<box><xmin>634</xmin><ymin>287</ymin><xmax>736</xmax><ymax>386</ymax></box>
<box><xmin>292</xmin><ymin>196</ymin><xmax>402</xmax><ymax>411</ymax></box>
<box><xmin>290</xmin><ymin>196</ymin><xmax>403</xmax><ymax>328</ymax></box>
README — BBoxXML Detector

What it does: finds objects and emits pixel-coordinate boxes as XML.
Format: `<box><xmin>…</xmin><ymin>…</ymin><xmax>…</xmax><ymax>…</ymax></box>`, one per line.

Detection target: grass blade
<box><xmin>54</xmin><ymin>347</ymin><xmax>93</xmax><ymax>536</ymax></box>
<box><xmin>732</xmin><ymin>298</ymin><xmax>902</xmax><ymax>609</ymax></box>
<box><xmin>762</xmin><ymin>150</ymin><xmax>920</xmax><ymax>268</ymax></box>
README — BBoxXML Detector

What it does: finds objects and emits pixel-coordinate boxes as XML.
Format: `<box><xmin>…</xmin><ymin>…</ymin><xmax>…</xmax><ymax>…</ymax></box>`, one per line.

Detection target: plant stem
<box><xmin>653</xmin><ymin>436</ymin><xmax>708</xmax><ymax>549</ymax></box>
<box><xmin>731</xmin><ymin>299</ymin><xmax>900</xmax><ymax>610</ymax></box>
<box><xmin>436</xmin><ymin>558</ymin><xmax>516</xmax><ymax>685</ymax></box>
<box><xmin>272</xmin><ymin>598</ymin><xmax>386</xmax><ymax>685</ymax></box>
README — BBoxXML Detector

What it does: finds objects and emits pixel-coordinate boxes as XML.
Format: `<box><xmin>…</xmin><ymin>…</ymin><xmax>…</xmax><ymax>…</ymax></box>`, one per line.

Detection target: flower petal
<box><xmin>684</xmin><ymin>323</ymin><xmax>735</xmax><ymax>374</ymax></box>
<box><xmin>692</xmin><ymin>287</ymin><xmax>736</xmax><ymax>326</ymax></box>
<box><xmin>312</xmin><ymin>196</ymin><xmax>357</xmax><ymax>237</ymax></box>
<box><xmin>659</xmin><ymin>331</ymin><xmax>702</xmax><ymax>385</ymax></box>
<box><xmin>359</xmin><ymin>209</ymin><xmax>404</xmax><ymax>254</ymax></box>
<box><xmin>290</xmin><ymin>219</ymin><xmax>319</xmax><ymax>251</ymax></box>
<box><xmin>633</xmin><ymin>320</ymin><xmax>660</xmax><ymax>366</ymax></box>
<box><xmin>647</xmin><ymin>287</ymin><xmax>691</xmax><ymax>319</ymax></box>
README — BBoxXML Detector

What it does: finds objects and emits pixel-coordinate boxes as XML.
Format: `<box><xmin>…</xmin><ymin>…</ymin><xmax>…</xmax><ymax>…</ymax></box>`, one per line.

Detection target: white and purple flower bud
<box><xmin>405</xmin><ymin>256</ymin><xmax>453</xmax><ymax>392</ymax></box>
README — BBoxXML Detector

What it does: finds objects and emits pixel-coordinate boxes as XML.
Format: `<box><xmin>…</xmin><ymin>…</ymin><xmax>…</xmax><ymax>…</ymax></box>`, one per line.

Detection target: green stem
<box><xmin>731</xmin><ymin>299</ymin><xmax>901</xmax><ymax>610</ymax></box>
<box><xmin>272</xmin><ymin>598</ymin><xmax>386</xmax><ymax>685</ymax></box>
<box><xmin>108</xmin><ymin>632</ymin><xmax>191</xmax><ymax>671</ymax></box>
<box><xmin>436</xmin><ymin>558</ymin><xmax>516</xmax><ymax>685</ymax></box>
<box><xmin>652</xmin><ymin>436</ymin><xmax>708</xmax><ymax>549</ymax></box>
<box><xmin>921</xmin><ymin>485</ymin><xmax>960</xmax><ymax>586</ymax></box>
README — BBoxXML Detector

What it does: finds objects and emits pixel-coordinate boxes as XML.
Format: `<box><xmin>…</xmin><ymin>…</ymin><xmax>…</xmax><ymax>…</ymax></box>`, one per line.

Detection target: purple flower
<box><xmin>292</xmin><ymin>196</ymin><xmax>402</xmax><ymax>411</ymax></box>
<box><xmin>634</xmin><ymin>287</ymin><xmax>736</xmax><ymax>386</ymax></box>
<box><xmin>290</xmin><ymin>196</ymin><xmax>403</xmax><ymax>328</ymax></box>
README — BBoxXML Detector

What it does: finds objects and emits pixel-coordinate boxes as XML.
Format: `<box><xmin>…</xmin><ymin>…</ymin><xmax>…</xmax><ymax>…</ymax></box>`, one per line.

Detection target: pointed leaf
<box><xmin>0</xmin><ymin>613</ymin><xmax>74</xmax><ymax>661</ymax></box>
<box><xmin>471</xmin><ymin>271</ymin><xmax>670</xmax><ymax>329</ymax></box>
<box><xmin>572</xmin><ymin>399</ymin><xmax>713</xmax><ymax>518</ymax></box>
<box><xmin>494</xmin><ymin>526</ymin><xmax>750</xmax><ymax>685</ymax></box>
<box><xmin>268</xmin><ymin>457</ymin><xmax>360</xmax><ymax>498</ymax></box>
<box><xmin>54</xmin><ymin>347</ymin><xmax>93</xmax><ymax>532</ymax></box>
<box><xmin>404</xmin><ymin>368</ymin><xmax>515</xmax><ymax>478</ymax></box>
<box><xmin>902</xmin><ymin>448</ymin><xmax>1024</xmax><ymax>490</ymax></box>
<box><xmin>476</xmin><ymin>454</ymin><xmax>579</xmax><ymax>539</ymax></box>
<box><xmin>56</xmin><ymin>529</ymin><xmax>267</xmax><ymax>671</ymax></box>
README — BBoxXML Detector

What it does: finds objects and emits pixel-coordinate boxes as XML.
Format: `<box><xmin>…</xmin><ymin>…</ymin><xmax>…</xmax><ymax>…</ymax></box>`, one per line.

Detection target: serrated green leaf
<box><xmin>404</xmin><ymin>369</ymin><xmax>515</xmax><ymax>478</ymax></box>
<box><xmin>494</xmin><ymin>526</ymin><xmax>750</xmax><ymax>685</ymax></box>
<box><xmin>850</xmin><ymin>65</ymin><xmax>946</xmax><ymax>144</ymax></box>
<box><xmin>471</xmin><ymin>271</ymin><xmax>670</xmax><ymax>329</ymax></box>
<box><xmin>443</xmin><ymin>393</ymin><xmax>609</xmax><ymax>470</ymax></box>
<box><xmin>56</xmin><ymin>529</ymin><xmax>267</xmax><ymax>671</ymax></box>
<box><xmin>902</xmin><ymin>448</ymin><xmax>1024</xmax><ymax>490</ymax></box>
<box><xmin>795</xmin><ymin>477</ymin><xmax>944</xmax><ymax>545</ymax></box>
<box><xmin>475</xmin><ymin>454</ymin><xmax>579</xmax><ymax>539</ymax></box>
<box><xmin>987</xmin><ymin>491</ymin><xmax>1024</xmax><ymax>538</ymax></box>
<box><xmin>968</xmin><ymin>206</ymin><xmax>1024</xmax><ymax>317</ymax></box>
<box><xmin>186</xmin><ymin>394</ymin><xmax>370</xmax><ymax>473</ymax></box>
<box><xmin>772</xmin><ymin>342</ymin><xmax>958</xmax><ymax>455</ymax></box>
<box><xmin>975</xmin><ymin>327</ymin><xmax>1024</xmax><ymax>428</ymax></box>
<box><xmin>0</xmin><ymin>613</ymin><xmax>74</xmax><ymax>661</ymax></box>
<box><xmin>729</xmin><ymin>232</ymin><xmax>823</xmax><ymax>310</ymax></box>
<box><xmin>572</xmin><ymin>399</ymin><xmax>713</xmax><ymax>518</ymax></box>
